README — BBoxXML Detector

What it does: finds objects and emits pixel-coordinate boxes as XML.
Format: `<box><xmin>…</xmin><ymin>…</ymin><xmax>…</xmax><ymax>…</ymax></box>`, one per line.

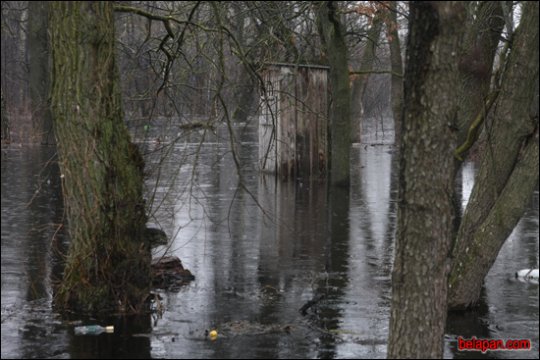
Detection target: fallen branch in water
<box><xmin>299</xmin><ymin>294</ymin><xmax>326</xmax><ymax>316</ymax></box>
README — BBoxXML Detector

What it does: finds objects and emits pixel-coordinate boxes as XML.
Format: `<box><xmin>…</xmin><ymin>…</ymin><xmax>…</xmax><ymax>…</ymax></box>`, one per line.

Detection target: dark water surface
<box><xmin>1</xmin><ymin>126</ymin><xmax>538</xmax><ymax>358</ymax></box>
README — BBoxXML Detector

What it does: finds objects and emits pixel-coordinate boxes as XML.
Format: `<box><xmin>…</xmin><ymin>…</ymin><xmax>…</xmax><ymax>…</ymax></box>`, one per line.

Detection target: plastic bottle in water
<box><xmin>74</xmin><ymin>325</ymin><xmax>114</xmax><ymax>335</ymax></box>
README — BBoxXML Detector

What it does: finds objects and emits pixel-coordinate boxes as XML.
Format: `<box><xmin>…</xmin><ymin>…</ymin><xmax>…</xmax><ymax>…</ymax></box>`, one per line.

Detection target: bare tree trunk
<box><xmin>230</xmin><ymin>3</ymin><xmax>257</xmax><ymax>124</ymax></box>
<box><xmin>448</xmin><ymin>1</ymin><xmax>539</xmax><ymax>309</ymax></box>
<box><xmin>453</xmin><ymin>1</ymin><xmax>505</xmax><ymax>161</ymax></box>
<box><xmin>350</xmin><ymin>12</ymin><xmax>383</xmax><ymax>143</ymax></box>
<box><xmin>18</xmin><ymin>5</ymin><xmax>29</xmax><ymax>116</ymax></box>
<box><xmin>385</xmin><ymin>1</ymin><xmax>403</xmax><ymax>148</ymax></box>
<box><xmin>49</xmin><ymin>1</ymin><xmax>150</xmax><ymax>314</ymax></box>
<box><xmin>1</xmin><ymin>88</ymin><xmax>10</xmax><ymax>142</ymax></box>
<box><xmin>28</xmin><ymin>1</ymin><xmax>54</xmax><ymax>145</ymax></box>
<box><xmin>387</xmin><ymin>2</ymin><xmax>466</xmax><ymax>358</ymax></box>
<box><xmin>317</xmin><ymin>1</ymin><xmax>351</xmax><ymax>187</ymax></box>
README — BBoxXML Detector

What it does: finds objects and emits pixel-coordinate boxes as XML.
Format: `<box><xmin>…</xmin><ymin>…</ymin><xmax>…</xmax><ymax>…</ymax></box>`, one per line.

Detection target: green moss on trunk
<box><xmin>49</xmin><ymin>2</ymin><xmax>150</xmax><ymax>315</ymax></box>
<box><xmin>317</xmin><ymin>2</ymin><xmax>351</xmax><ymax>187</ymax></box>
<box><xmin>449</xmin><ymin>2</ymin><xmax>539</xmax><ymax>309</ymax></box>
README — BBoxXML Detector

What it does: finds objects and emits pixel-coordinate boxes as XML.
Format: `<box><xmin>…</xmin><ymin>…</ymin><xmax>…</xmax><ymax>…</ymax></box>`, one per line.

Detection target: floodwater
<box><xmin>1</xmin><ymin>122</ymin><xmax>538</xmax><ymax>359</ymax></box>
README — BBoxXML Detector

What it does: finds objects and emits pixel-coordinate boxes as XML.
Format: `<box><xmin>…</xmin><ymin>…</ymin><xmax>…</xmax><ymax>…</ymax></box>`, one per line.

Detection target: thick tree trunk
<box><xmin>232</xmin><ymin>76</ymin><xmax>257</xmax><ymax>124</ymax></box>
<box><xmin>49</xmin><ymin>2</ymin><xmax>150</xmax><ymax>314</ymax></box>
<box><xmin>28</xmin><ymin>1</ymin><xmax>54</xmax><ymax>145</ymax></box>
<box><xmin>350</xmin><ymin>13</ymin><xmax>383</xmax><ymax>143</ymax></box>
<box><xmin>1</xmin><ymin>89</ymin><xmax>10</xmax><ymax>142</ymax></box>
<box><xmin>448</xmin><ymin>2</ymin><xmax>539</xmax><ymax>309</ymax></box>
<box><xmin>230</xmin><ymin>4</ymin><xmax>257</xmax><ymax>124</ymax></box>
<box><xmin>453</xmin><ymin>1</ymin><xmax>504</xmax><ymax>162</ymax></box>
<box><xmin>317</xmin><ymin>1</ymin><xmax>351</xmax><ymax>187</ymax></box>
<box><xmin>385</xmin><ymin>1</ymin><xmax>403</xmax><ymax>148</ymax></box>
<box><xmin>387</xmin><ymin>2</ymin><xmax>466</xmax><ymax>358</ymax></box>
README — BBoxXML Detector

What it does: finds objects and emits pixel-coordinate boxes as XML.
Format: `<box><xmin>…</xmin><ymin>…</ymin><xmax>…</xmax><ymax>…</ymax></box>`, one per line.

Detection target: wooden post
<box><xmin>259</xmin><ymin>63</ymin><xmax>328</xmax><ymax>180</ymax></box>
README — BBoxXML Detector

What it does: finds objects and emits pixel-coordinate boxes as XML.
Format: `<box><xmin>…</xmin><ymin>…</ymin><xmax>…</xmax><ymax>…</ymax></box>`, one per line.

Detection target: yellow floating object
<box><xmin>209</xmin><ymin>330</ymin><xmax>218</xmax><ymax>340</ymax></box>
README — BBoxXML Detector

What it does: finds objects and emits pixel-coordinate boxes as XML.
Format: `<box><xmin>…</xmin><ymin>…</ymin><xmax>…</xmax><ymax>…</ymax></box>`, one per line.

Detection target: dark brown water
<box><xmin>1</xmin><ymin>124</ymin><xmax>538</xmax><ymax>358</ymax></box>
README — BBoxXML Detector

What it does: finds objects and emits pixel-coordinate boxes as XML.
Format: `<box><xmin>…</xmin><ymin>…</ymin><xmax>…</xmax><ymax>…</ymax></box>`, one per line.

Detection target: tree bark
<box><xmin>1</xmin><ymin>89</ymin><xmax>10</xmax><ymax>142</ymax></box>
<box><xmin>385</xmin><ymin>1</ymin><xmax>403</xmax><ymax>148</ymax></box>
<box><xmin>387</xmin><ymin>2</ymin><xmax>466</xmax><ymax>358</ymax></box>
<box><xmin>49</xmin><ymin>1</ymin><xmax>150</xmax><ymax>314</ymax></box>
<box><xmin>317</xmin><ymin>1</ymin><xmax>351</xmax><ymax>187</ymax></box>
<box><xmin>28</xmin><ymin>1</ymin><xmax>54</xmax><ymax>145</ymax></box>
<box><xmin>230</xmin><ymin>3</ymin><xmax>257</xmax><ymax>124</ymax></box>
<box><xmin>453</xmin><ymin>1</ymin><xmax>505</xmax><ymax>162</ymax></box>
<box><xmin>350</xmin><ymin>12</ymin><xmax>383</xmax><ymax>143</ymax></box>
<box><xmin>448</xmin><ymin>1</ymin><xmax>539</xmax><ymax>309</ymax></box>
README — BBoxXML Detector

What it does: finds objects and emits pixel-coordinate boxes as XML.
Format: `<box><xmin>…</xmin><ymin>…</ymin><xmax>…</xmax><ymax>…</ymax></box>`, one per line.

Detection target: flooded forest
<box><xmin>1</xmin><ymin>2</ymin><xmax>538</xmax><ymax>359</ymax></box>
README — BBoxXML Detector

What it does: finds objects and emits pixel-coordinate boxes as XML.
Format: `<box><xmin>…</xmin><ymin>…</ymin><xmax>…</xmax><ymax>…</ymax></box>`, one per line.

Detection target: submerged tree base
<box><xmin>49</xmin><ymin>2</ymin><xmax>151</xmax><ymax>315</ymax></box>
<box><xmin>54</xmin><ymin>241</ymin><xmax>152</xmax><ymax>315</ymax></box>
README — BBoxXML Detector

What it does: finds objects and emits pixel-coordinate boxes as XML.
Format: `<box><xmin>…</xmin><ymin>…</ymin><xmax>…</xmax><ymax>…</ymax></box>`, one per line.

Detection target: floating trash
<box><xmin>74</xmin><ymin>325</ymin><xmax>114</xmax><ymax>336</ymax></box>
<box><xmin>515</xmin><ymin>269</ymin><xmax>539</xmax><ymax>283</ymax></box>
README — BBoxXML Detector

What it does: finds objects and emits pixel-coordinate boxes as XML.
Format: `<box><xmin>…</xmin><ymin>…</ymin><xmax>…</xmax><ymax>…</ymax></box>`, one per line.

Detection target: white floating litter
<box><xmin>515</xmin><ymin>269</ymin><xmax>539</xmax><ymax>283</ymax></box>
